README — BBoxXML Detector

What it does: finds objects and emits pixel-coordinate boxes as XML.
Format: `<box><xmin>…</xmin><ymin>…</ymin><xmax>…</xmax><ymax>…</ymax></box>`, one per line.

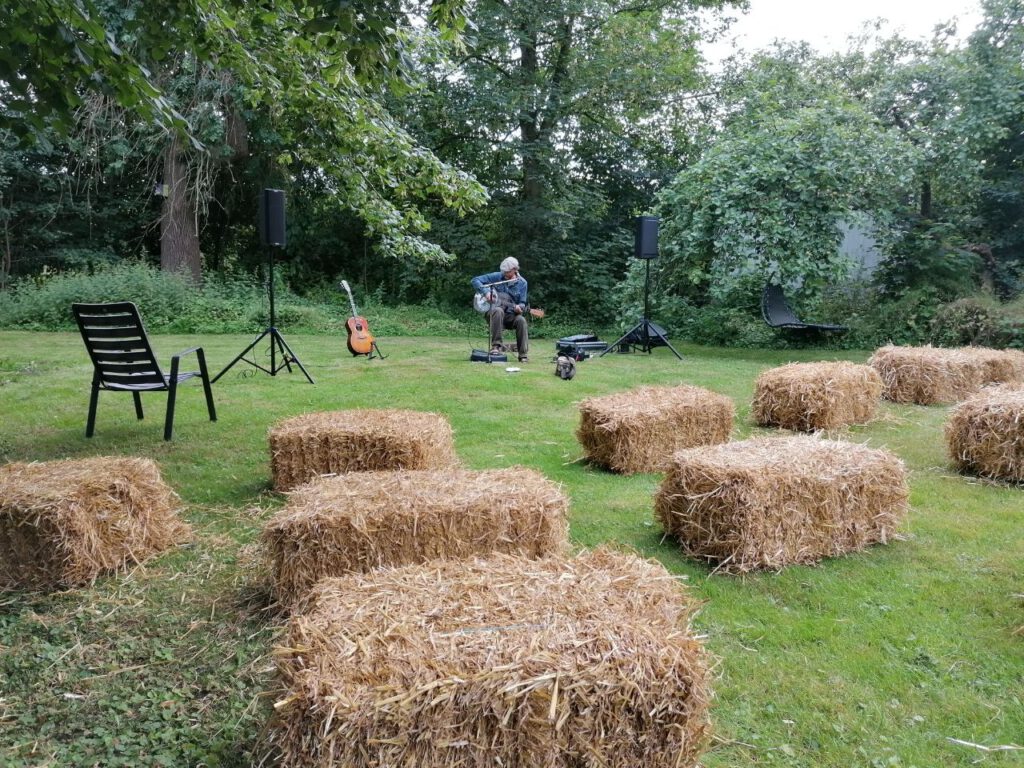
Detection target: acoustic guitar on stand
<box><xmin>340</xmin><ymin>280</ymin><xmax>377</xmax><ymax>357</ymax></box>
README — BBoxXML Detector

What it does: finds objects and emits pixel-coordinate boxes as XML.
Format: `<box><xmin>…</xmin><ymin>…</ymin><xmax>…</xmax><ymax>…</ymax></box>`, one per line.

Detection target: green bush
<box><xmin>998</xmin><ymin>294</ymin><xmax>1024</xmax><ymax>349</ymax></box>
<box><xmin>0</xmin><ymin>262</ymin><xmax>196</xmax><ymax>330</ymax></box>
<box><xmin>929</xmin><ymin>297</ymin><xmax>1002</xmax><ymax>346</ymax></box>
<box><xmin>650</xmin><ymin>274</ymin><xmax>802</xmax><ymax>350</ymax></box>
<box><xmin>930</xmin><ymin>295</ymin><xmax>1024</xmax><ymax>349</ymax></box>
<box><xmin>248</xmin><ymin>304</ymin><xmax>337</xmax><ymax>334</ymax></box>
<box><xmin>0</xmin><ymin>263</ymin><xmax>583</xmax><ymax>340</ymax></box>
<box><xmin>846</xmin><ymin>286</ymin><xmax>945</xmax><ymax>347</ymax></box>
<box><xmin>167</xmin><ymin>297</ymin><xmax>258</xmax><ymax>334</ymax></box>
<box><xmin>805</xmin><ymin>286</ymin><xmax>1024</xmax><ymax>351</ymax></box>
<box><xmin>672</xmin><ymin>303</ymin><xmax>783</xmax><ymax>348</ymax></box>
<box><xmin>873</xmin><ymin>220</ymin><xmax>982</xmax><ymax>300</ymax></box>
<box><xmin>0</xmin><ymin>264</ymin><xmax>347</xmax><ymax>334</ymax></box>
<box><xmin>165</xmin><ymin>274</ymin><xmax>265</xmax><ymax>334</ymax></box>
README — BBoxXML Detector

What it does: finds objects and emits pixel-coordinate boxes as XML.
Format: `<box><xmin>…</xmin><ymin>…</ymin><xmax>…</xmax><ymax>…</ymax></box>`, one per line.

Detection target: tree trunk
<box><xmin>225</xmin><ymin>97</ymin><xmax>249</xmax><ymax>160</ymax></box>
<box><xmin>967</xmin><ymin>243</ymin><xmax>996</xmax><ymax>294</ymax></box>
<box><xmin>0</xmin><ymin>191</ymin><xmax>10</xmax><ymax>290</ymax></box>
<box><xmin>160</xmin><ymin>135</ymin><xmax>202</xmax><ymax>284</ymax></box>
<box><xmin>919</xmin><ymin>179</ymin><xmax>932</xmax><ymax>219</ymax></box>
<box><xmin>518</xmin><ymin>29</ymin><xmax>544</xmax><ymax>206</ymax></box>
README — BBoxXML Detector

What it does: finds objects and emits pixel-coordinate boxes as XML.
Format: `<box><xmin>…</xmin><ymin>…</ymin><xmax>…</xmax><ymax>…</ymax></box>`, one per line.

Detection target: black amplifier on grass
<box><xmin>470</xmin><ymin>349</ymin><xmax>508</xmax><ymax>363</ymax></box>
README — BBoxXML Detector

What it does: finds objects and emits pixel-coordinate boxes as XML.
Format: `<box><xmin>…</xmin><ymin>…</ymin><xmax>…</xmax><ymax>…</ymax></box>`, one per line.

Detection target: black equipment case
<box><xmin>555</xmin><ymin>334</ymin><xmax>608</xmax><ymax>359</ymax></box>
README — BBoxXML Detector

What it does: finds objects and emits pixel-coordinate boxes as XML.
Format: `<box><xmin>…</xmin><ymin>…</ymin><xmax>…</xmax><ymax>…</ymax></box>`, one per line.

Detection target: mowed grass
<box><xmin>0</xmin><ymin>329</ymin><xmax>1021</xmax><ymax>767</ymax></box>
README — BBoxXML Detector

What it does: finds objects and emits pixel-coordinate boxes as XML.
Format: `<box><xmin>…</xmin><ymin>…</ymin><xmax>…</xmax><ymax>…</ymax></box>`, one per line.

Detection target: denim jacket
<box><xmin>471</xmin><ymin>271</ymin><xmax>528</xmax><ymax>311</ymax></box>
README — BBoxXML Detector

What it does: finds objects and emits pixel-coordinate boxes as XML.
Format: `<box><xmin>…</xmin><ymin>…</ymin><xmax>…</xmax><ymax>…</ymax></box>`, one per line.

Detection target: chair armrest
<box><xmin>171</xmin><ymin>346</ymin><xmax>203</xmax><ymax>360</ymax></box>
<box><xmin>169</xmin><ymin>347</ymin><xmax>206</xmax><ymax>380</ymax></box>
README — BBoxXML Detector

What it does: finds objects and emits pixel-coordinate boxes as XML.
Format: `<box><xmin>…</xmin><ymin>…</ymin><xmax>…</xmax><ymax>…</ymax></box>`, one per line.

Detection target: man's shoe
<box><xmin>518</xmin><ymin>355</ymin><xmax>529</xmax><ymax>363</ymax></box>
<box><xmin>490</xmin><ymin>346</ymin><xmax>503</xmax><ymax>355</ymax></box>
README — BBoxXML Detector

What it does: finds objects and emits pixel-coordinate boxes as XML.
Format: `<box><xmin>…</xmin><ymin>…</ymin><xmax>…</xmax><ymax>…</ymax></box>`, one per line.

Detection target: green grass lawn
<box><xmin>0</xmin><ymin>330</ymin><xmax>1021</xmax><ymax>767</ymax></box>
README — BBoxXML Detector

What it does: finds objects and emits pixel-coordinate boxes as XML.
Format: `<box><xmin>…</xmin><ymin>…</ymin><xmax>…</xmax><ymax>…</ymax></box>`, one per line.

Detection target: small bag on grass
<box><xmin>262</xmin><ymin>467</ymin><xmax>570</xmax><ymax>607</ymax></box>
<box><xmin>868</xmin><ymin>345</ymin><xmax>985</xmax><ymax>405</ymax></box>
<box><xmin>0</xmin><ymin>456</ymin><xmax>190</xmax><ymax>590</ymax></box>
<box><xmin>577</xmin><ymin>384</ymin><xmax>734</xmax><ymax>474</ymax></box>
<box><xmin>753</xmin><ymin>361</ymin><xmax>882</xmax><ymax>431</ymax></box>
<box><xmin>655</xmin><ymin>435</ymin><xmax>909</xmax><ymax>572</ymax></box>
<box><xmin>269</xmin><ymin>548</ymin><xmax>711</xmax><ymax>768</ymax></box>
<box><xmin>269</xmin><ymin>409</ymin><xmax>458</xmax><ymax>491</ymax></box>
<box><xmin>946</xmin><ymin>384</ymin><xmax>1024</xmax><ymax>482</ymax></box>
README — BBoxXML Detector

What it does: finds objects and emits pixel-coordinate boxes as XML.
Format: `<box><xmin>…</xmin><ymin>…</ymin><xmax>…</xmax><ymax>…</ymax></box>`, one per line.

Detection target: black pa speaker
<box><xmin>634</xmin><ymin>215</ymin><xmax>659</xmax><ymax>259</ymax></box>
<box><xmin>259</xmin><ymin>188</ymin><xmax>286</xmax><ymax>247</ymax></box>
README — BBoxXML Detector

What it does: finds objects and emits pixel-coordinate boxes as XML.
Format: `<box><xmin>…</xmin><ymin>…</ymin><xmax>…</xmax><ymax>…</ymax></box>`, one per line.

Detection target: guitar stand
<box><xmin>347</xmin><ymin>341</ymin><xmax>386</xmax><ymax>360</ymax></box>
<box><xmin>213</xmin><ymin>325</ymin><xmax>315</xmax><ymax>383</ymax></box>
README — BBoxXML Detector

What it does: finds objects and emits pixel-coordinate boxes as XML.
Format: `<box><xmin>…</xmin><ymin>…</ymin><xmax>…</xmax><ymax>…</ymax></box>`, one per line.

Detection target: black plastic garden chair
<box><xmin>72</xmin><ymin>301</ymin><xmax>217</xmax><ymax>440</ymax></box>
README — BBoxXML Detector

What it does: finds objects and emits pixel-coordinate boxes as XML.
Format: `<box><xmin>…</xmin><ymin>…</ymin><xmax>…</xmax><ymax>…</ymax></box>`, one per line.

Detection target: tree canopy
<box><xmin>2</xmin><ymin>0</ymin><xmax>1023</xmax><ymax>341</ymax></box>
<box><xmin>0</xmin><ymin>0</ymin><xmax>487</xmax><ymax>279</ymax></box>
<box><xmin>655</xmin><ymin>45</ymin><xmax>919</xmax><ymax>304</ymax></box>
<box><xmin>398</xmin><ymin>0</ymin><xmax>739</xmax><ymax>312</ymax></box>
<box><xmin>652</xmin><ymin>1</ymin><xmax>1024</xmax><ymax>317</ymax></box>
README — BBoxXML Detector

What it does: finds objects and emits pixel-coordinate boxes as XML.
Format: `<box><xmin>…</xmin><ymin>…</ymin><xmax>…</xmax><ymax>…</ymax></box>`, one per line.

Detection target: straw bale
<box><xmin>753</xmin><ymin>361</ymin><xmax>883</xmax><ymax>431</ymax></box>
<box><xmin>269</xmin><ymin>409</ymin><xmax>458</xmax><ymax>491</ymax></box>
<box><xmin>868</xmin><ymin>345</ymin><xmax>985</xmax><ymax>405</ymax></box>
<box><xmin>263</xmin><ymin>467</ymin><xmax>571</xmax><ymax>607</ymax></box>
<box><xmin>270</xmin><ymin>548</ymin><xmax>711</xmax><ymax>768</ymax></box>
<box><xmin>946</xmin><ymin>384</ymin><xmax>1024</xmax><ymax>482</ymax></box>
<box><xmin>0</xmin><ymin>457</ymin><xmax>190</xmax><ymax>590</ymax></box>
<box><xmin>577</xmin><ymin>384</ymin><xmax>734</xmax><ymax>474</ymax></box>
<box><xmin>655</xmin><ymin>435</ymin><xmax>909</xmax><ymax>572</ymax></box>
<box><xmin>956</xmin><ymin>346</ymin><xmax>1024</xmax><ymax>386</ymax></box>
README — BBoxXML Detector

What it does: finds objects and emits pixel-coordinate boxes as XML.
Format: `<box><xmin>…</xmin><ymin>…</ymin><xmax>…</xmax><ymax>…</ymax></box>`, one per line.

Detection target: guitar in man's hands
<box><xmin>472</xmin><ymin>289</ymin><xmax>544</xmax><ymax>318</ymax></box>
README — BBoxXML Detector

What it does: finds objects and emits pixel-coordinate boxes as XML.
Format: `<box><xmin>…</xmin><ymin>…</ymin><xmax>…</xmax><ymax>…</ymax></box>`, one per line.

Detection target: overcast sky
<box><xmin>702</xmin><ymin>0</ymin><xmax>984</xmax><ymax>61</ymax></box>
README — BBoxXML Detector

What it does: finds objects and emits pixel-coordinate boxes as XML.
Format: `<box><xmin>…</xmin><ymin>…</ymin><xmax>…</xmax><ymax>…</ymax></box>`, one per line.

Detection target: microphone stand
<box><xmin>474</xmin><ymin>277</ymin><xmax>521</xmax><ymax>362</ymax></box>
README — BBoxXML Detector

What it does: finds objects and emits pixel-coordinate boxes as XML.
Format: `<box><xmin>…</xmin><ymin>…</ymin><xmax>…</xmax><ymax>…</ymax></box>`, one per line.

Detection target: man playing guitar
<box><xmin>471</xmin><ymin>257</ymin><xmax>531</xmax><ymax>362</ymax></box>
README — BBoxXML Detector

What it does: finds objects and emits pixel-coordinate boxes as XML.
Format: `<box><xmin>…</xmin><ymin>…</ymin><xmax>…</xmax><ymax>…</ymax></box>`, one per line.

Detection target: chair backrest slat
<box><xmin>72</xmin><ymin>302</ymin><xmax>165</xmax><ymax>390</ymax></box>
<box><xmin>90</xmin><ymin>349</ymin><xmax>153</xmax><ymax>363</ymax></box>
<box><xmin>77</xmin><ymin>325</ymin><xmax>149</xmax><ymax>340</ymax></box>
<box><xmin>88</xmin><ymin>342</ymin><xmax>152</xmax><ymax>356</ymax></box>
<box><xmin>95</xmin><ymin>361</ymin><xmax>166</xmax><ymax>376</ymax></box>
<box><xmin>102</xmin><ymin>371</ymin><xmax>167</xmax><ymax>386</ymax></box>
<box><xmin>75</xmin><ymin>310</ymin><xmax>136</xmax><ymax>326</ymax></box>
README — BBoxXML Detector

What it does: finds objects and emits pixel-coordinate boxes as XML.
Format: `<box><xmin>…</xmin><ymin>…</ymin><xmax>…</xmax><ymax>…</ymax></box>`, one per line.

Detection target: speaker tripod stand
<box><xmin>599</xmin><ymin>257</ymin><xmax>682</xmax><ymax>360</ymax></box>
<box><xmin>213</xmin><ymin>247</ymin><xmax>314</xmax><ymax>384</ymax></box>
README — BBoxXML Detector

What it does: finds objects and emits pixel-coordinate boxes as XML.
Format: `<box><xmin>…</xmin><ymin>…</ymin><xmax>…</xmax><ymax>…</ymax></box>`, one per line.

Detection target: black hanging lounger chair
<box><xmin>761</xmin><ymin>283</ymin><xmax>848</xmax><ymax>334</ymax></box>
